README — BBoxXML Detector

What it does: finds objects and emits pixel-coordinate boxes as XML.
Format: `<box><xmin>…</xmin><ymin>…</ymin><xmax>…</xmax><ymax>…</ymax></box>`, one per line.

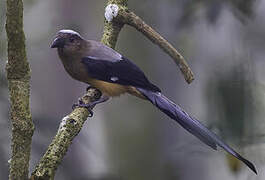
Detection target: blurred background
<box><xmin>1</xmin><ymin>0</ymin><xmax>265</xmax><ymax>179</ymax></box>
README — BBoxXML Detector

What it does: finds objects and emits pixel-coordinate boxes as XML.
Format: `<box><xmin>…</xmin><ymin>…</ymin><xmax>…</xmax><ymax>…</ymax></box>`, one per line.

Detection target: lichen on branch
<box><xmin>6</xmin><ymin>0</ymin><xmax>34</xmax><ymax>179</ymax></box>
<box><xmin>31</xmin><ymin>88</ymin><xmax>102</xmax><ymax>180</ymax></box>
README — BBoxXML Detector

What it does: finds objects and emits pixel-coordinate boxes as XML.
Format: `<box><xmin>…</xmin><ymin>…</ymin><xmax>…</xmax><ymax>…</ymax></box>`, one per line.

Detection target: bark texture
<box><xmin>6</xmin><ymin>0</ymin><xmax>34</xmax><ymax>179</ymax></box>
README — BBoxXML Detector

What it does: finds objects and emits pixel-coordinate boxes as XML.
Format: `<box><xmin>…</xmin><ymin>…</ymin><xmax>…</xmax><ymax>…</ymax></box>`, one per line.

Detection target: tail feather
<box><xmin>137</xmin><ymin>88</ymin><xmax>257</xmax><ymax>174</ymax></box>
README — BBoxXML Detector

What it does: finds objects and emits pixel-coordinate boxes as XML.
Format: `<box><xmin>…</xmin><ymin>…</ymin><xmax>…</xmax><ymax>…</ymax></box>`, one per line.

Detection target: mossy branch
<box><xmin>6</xmin><ymin>0</ymin><xmax>34</xmax><ymax>179</ymax></box>
<box><xmin>31</xmin><ymin>88</ymin><xmax>102</xmax><ymax>180</ymax></box>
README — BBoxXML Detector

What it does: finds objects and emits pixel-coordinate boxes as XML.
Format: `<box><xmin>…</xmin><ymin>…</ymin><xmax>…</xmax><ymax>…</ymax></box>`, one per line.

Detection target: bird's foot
<box><xmin>72</xmin><ymin>96</ymin><xmax>110</xmax><ymax>117</ymax></box>
<box><xmin>72</xmin><ymin>98</ymin><xmax>94</xmax><ymax>117</ymax></box>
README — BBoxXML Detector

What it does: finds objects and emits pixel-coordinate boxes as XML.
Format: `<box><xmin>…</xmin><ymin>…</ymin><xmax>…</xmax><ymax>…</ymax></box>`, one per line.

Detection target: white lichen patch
<box><xmin>105</xmin><ymin>4</ymin><xmax>119</xmax><ymax>22</ymax></box>
<box><xmin>58</xmin><ymin>116</ymin><xmax>69</xmax><ymax>131</ymax></box>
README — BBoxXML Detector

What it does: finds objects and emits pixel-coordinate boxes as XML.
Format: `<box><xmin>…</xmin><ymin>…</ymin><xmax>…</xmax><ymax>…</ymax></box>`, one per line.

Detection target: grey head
<box><xmin>51</xmin><ymin>29</ymin><xmax>123</xmax><ymax>61</ymax></box>
<box><xmin>51</xmin><ymin>29</ymin><xmax>85</xmax><ymax>55</ymax></box>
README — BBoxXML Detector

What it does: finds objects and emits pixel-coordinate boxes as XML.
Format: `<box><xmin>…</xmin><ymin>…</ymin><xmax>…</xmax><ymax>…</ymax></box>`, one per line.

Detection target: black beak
<box><xmin>51</xmin><ymin>37</ymin><xmax>64</xmax><ymax>48</ymax></box>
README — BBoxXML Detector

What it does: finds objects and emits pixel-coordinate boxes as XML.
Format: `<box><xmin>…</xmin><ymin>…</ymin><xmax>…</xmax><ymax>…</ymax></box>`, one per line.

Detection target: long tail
<box><xmin>137</xmin><ymin>88</ymin><xmax>257</xmax><ymax>174</ymax></box>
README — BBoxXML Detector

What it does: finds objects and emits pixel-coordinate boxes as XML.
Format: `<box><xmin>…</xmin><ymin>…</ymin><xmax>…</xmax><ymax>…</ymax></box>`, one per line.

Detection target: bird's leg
<box><xmin>72</xmin><ymin>85</ymin><xmax>102</xmax><ymax>116</ymax></box>
<box><xmin>80</xmin><ymin>95</ymin><xmax>109</xmax><ymax>108</ymax></box>
<box><xmin>72</xmin><ymin>95</ymin><xmax>110</xmax><ymax>117</ymax></box>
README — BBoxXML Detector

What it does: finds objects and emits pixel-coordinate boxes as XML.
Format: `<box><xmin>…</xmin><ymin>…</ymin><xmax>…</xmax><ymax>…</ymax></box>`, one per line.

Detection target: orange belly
<box><xmin>89</xmin><ymin>79</ymin><xmax>128</xmax><ymax>97</ymax></box>
<box><xmin>87</xmin><ymin>79</ymin><xmax>146</xmax><ymax>99</ymax></box>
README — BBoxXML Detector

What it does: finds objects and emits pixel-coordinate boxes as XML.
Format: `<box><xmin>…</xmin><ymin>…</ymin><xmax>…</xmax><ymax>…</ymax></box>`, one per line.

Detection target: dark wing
<box><xmin>81</xmin><ymin>56</ymin><xmax>161</xmax><ymax>92</ymax></box>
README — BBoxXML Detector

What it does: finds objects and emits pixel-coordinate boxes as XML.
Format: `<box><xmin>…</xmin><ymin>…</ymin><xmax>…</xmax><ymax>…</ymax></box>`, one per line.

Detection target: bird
<box><xmin>51</xmin><ymin>29</ymin><xmax>257</xmax><ymax>174</ymax></box>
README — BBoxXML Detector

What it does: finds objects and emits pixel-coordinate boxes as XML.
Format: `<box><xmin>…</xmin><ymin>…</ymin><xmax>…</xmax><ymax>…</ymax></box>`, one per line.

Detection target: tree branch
<box><xmin>116</xmin><ymin>10</ymin><xmax>194</xmax><ymax>83</ymax></box>
<box><xmin>6</xmin><ymin>0</ymin><xmax>34</xmax><ymax>179</ymax></box>
<box><xmin>101</xmin><ymin>1</ymin><xmax>127</xmax><ymax>48</ymax></box>
<box><xmin>31</xmin><ymin>88</ymin><xmax>102</xmax><ymax>180</ymax></box>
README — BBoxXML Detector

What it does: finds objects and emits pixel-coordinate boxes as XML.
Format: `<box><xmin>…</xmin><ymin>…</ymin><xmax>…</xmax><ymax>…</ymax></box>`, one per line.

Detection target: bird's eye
<box><xmin>69</xmin><ymin>37</ymin><xmax>75</xmax><ymax>43</ymax></box>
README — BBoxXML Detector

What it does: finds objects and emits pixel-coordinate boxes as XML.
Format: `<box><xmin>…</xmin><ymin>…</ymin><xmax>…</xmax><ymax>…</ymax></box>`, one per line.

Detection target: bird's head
<box><xmin>51</xmin><ymin>29</ymin><xmax>84</xmax><ymax>54</ymax></box>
